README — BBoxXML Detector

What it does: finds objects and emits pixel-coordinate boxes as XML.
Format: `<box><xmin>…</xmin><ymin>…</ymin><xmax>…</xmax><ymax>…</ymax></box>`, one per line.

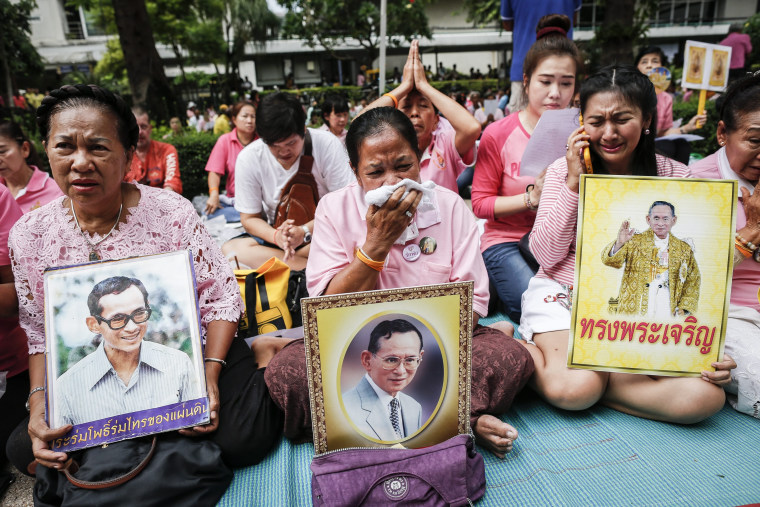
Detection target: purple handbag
<box><xmin>310</xmin><ymin>434</ymin><xmax>486</xmax><ymax>506</ymax></box>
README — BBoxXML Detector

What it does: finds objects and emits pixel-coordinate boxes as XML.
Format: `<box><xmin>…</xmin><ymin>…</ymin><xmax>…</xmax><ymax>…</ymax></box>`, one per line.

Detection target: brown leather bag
<box><xmin>274</xmin><ymin>132</ymin><xmax>319</xmax><ymax>228</ymax></box>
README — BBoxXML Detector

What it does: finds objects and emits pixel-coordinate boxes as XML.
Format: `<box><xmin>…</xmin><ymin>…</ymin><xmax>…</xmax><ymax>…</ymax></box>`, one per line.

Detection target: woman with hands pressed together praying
<box><xmin>520</xmin><ymin>65</ymin><xmax>735</xmax><ymax>423</ymax></box>
<box><xmin>359</xmin><ymin>40</ymin><xmax>480</xmax><ymax>193</ymax></box>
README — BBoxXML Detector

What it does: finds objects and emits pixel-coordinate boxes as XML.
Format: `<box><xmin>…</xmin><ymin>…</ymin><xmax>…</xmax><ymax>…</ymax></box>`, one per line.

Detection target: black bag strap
<box><xmin>63</xmin><ymin>436</ymin><xmax>157</xmax><ymax>490</ymax></box>
<box><xmin>244</xmin><ymin>272</ymin><xmax>259</xmax><ymax>337</ymax></box>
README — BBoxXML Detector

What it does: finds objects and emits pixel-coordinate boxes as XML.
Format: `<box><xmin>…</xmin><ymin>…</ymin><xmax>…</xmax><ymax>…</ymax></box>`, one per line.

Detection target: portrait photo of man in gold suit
<box><xmin>601</xmin><ymin>201</ymin><xmax>700</xmax><ymax>318</ymax></box>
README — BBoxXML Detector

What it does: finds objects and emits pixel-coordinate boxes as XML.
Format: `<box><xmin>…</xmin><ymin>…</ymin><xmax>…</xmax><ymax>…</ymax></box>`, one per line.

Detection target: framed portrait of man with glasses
<box><xmin>43</xmin><ymin>251</ymin><xmax>208</xmax><ymax>452</ymax></box>
<box><xmin>302</xmin><ymin>282</ymin><xmax>473</xmax><ymax>454</ymax></box>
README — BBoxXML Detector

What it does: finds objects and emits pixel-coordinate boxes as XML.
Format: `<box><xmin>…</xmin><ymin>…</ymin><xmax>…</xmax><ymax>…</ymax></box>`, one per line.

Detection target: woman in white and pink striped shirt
<box><xmin>519</xmin><ymin>65</ymin><xmax>736</xmax><ymax>423</ymax></box>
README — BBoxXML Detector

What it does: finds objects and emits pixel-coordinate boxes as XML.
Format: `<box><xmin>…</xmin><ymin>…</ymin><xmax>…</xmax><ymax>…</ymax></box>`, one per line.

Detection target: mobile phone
<box><xmin>579</xmin><ymin>113</ymin><xmax>593</xmax><ymax>174</ymax></box>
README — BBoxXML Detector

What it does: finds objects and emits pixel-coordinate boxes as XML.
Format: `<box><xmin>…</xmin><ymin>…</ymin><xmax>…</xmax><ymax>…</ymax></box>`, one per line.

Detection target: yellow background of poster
<box><xmin>314</xmin><ymin>293</ymin><xmax>463</xmax><ymax>451</ymax></box>
<box><xmin>709</xmin><ymin>49</ymin><xmax>729</xmax><ymax>87</ymax></box>
<box><xmin>571</xmin><ymin>176</ymin><xmax>736</xmax><ymax>375</ymax></box>
<box><xmin>685</xmin><ymin>46</ymin><xmax>706</xmax><ymax>85</ymax></box>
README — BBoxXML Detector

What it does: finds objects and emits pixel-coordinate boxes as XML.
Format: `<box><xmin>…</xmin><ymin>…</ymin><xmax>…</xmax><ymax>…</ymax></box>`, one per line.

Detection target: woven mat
<box><xmin>218</xmin><ymin>395</ymin><xmax>760</xmax><ymax>506</ymax></box>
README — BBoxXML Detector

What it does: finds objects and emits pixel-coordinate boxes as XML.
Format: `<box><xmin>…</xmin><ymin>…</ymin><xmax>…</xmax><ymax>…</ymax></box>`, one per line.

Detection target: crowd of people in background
<box><xmin>0</xmin><ymin>9</ymin><xmax>758</xmax><ymax>504</ymax></box>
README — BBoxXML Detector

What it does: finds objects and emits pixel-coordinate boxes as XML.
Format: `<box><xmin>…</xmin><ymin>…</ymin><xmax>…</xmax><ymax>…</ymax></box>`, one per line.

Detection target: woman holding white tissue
<box><xmin>258</xmin><ymin>108</ymin><xmax>535</xmax><ymax>458</ymax></box>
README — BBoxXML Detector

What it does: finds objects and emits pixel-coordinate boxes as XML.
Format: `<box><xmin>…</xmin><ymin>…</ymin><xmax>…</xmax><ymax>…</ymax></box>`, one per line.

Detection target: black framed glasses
<box><xmin>372</xmin><ymin>353</ymin><xmax>422</xmax><ymax>371</ymax></box>
<box><xmin>95</xmin><ymin>307</ymin><xmax>152</xmax><ymax>330</ymax></box>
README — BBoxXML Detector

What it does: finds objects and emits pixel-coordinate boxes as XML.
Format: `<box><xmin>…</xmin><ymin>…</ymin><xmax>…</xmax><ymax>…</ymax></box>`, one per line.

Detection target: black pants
<box><xmin>1</xmin><ymin>371</ymin><xmax>29</xmax><ymax>467</ymax></box>
<box><xmin>6</xmin><ymin>336</ymin><xmax>284</xmax><ymax>474</ymax></box>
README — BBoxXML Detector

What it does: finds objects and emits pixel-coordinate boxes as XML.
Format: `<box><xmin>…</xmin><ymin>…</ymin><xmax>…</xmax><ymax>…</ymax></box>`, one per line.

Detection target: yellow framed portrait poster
<box><xmin>683</xmin><ymin>40</ymin><xmax>732</xmax><ymax>91</ymax></box>
<box><xmin>569</xmin><ymin>175</ymin><xmax>737</xmax><ymax>376</ymax></box>
<box><xmin>302</xmin><ymin>282</ymin><xmax>472</xmax><ymax>454</ymax></box>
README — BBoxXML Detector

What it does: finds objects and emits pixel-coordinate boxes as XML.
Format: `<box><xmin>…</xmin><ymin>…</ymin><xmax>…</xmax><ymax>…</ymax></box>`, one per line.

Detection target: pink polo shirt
<box><xmin>306</xmin><ymin>181</ymin><xmax>489</xmax><ymax>316</ymax></box>
<box><xmin>419</xmin><ymin>126</ymin><xmax>473</xmax><ymax>193</ymax></box>
<box><xmin>0</xmin><ymin>185</ymin><xmax>27</xmax><ymax>377</ymax></box>
<box><xmin>656</xmin><ymin>91</ymin><xmax>674</xmax><ymax>133</ymax></box>
<box><xmin>471</xmin><ymin>112</ymin><xmax>534</xmax><ymax>252</ymax></box>
<box><xmin>1</xmin><ymin>166</ymin><xmax>63</xmax><ymax>214</ymax></box>
<box><xmin>690</xmin><ymin>152</ymin><xmax>759</xmax><ymax>312</ymax></box>
<box><xmin>204</xmin><ymin>128</ymin><xmax>253</xmax><ymax>198</ymax></box>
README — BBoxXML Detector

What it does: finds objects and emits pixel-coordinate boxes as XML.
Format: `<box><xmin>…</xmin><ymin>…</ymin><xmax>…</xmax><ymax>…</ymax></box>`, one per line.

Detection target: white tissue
<box><xmin>364</xmin><ymin>179</ymin><xmax>436</xmax><ymax>213</ymax></box>
<box><xmin>363</xmin><ymin>179</ymin><xmax>438</xmax><ymax>244</ymax></box>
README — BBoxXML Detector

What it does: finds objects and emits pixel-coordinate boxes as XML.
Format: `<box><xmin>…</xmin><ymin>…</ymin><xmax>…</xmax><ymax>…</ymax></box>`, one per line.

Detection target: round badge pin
<box><xmin>402</xmin><ymin>244</ymin><xmax>421</xmax><ymax>262</ymax></box>
<box><xmin>419</xmin><ymin>236</ymin><xmax>437</xmax><ymax>255</ymax></box>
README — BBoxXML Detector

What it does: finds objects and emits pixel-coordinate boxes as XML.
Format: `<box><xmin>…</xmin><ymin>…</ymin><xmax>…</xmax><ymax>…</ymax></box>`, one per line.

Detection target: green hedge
<box><xmin>163</xmin><ymin>131</ymin><xmax>220</xmax><ymax>200</ymax></box>
<box><xmin>671</xmin><ymin>92</ymin><xmax>719</xmax><ymax>158</ymax></box>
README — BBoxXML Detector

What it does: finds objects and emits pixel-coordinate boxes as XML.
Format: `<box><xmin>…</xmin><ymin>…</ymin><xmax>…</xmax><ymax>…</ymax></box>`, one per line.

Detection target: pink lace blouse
<box><xmin>9</xmin><ymin>184</ymin><xmax>242</xmax><ymax>354</ymax></box>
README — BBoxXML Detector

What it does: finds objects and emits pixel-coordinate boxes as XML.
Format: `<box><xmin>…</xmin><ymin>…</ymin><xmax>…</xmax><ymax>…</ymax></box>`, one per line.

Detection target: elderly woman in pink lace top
<box><xmin>7</xmin><ymin>85</ymin><xmax>282</xmax><ymax>478</ymax></box>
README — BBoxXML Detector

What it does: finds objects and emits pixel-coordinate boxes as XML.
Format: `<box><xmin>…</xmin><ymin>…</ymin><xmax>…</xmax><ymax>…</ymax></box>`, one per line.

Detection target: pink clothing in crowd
<box><xmin>690</xmin><ymin>151</ymin><xmax>759</xmax><ymax>311</ymax></box>
<box><xmin>720</xmin><ymin>32</ymin><xmax>753</xmax><ymax>70</ymax></box>
<box><xmin>0</xmin><ymin>185</ymin><xmax>27</xmax><ymax>378</ymax></box>
<box><xmin>204</xmin><ymin>128</ymin><xmax>249</xmax><ymax>198</ymax></box>
<box><xmin>530</xmin><ymin>154</ymin><xmax>689</xmax><ymax>286</ymax></box>
<box><xmin>0</xmin><ymin>166</ymin><xmax>64</xmax><ymax>214</ymax></box>
<box><xmin>419</xmin><ymin>124</ymin><xmax>474</xmax><ymax>193</ymax></box>
<box><xmin>9</xmin><ymin>184</ymin><xmax>242</xmax><ymax>355</ymax></box>
<box><xmin>318</xmin><ymin>124</ymin><xmax>348</xmax><ymax>145</ymax></box>
<box><xmin>655</xmin><ymin>91</ymin><xmax>674</xmax><ymax>133</ymax></box>
<box><xmin>471</xmin><ymin>112</ymin><xmax>535</xmax><ymax>252</ymax></box>
<box><xmin>306</xmin><ymin>181</ymin><xmax>490</xmax><ymax>316</ymax></box>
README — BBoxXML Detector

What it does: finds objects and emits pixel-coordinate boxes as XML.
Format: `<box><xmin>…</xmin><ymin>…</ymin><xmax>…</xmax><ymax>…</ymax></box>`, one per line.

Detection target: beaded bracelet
<box><xmin>735</xmin><ymin>238</ymin><xmax>752</xmax><ymax>258</ymax></box>
<box><xmin>356</xmin><ymin>247</ymin><xmax>385</xmax><ymax>271</ymax></box>
<box><xmin>736</xmin><ymin>232</ymin><xmax>758</xmax><ymax>252</ymax></box>
<box><xmin>383</xmin><ymin>92</ymin><xmax>399</xmax><ymax>109</ymax></box>
<box><xmin>524</xmin><ymin>188</ymin><xmax>538</xmax><ymax>211</ymax></box>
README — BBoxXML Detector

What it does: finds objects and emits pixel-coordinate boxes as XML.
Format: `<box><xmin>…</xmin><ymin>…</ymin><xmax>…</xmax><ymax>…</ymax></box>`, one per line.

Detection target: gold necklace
<box><xmin>70</xmin><ymin>200</ymin><xmax>123</xmax><ymax>261</ymax></box>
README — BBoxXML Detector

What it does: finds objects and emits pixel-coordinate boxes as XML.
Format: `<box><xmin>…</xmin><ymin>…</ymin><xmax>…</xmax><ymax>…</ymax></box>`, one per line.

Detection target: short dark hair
<box><xmin>36</xmin><ymin>84</ymin><xmax>139</xmax><ymax>151</ymax></box>
<box><xmin>345</xmin><ymin>107</ymin><xmax>420</xmax><ymax>169</ymax></box>
<box><xmin>649</xmin><ymin>200</ymin><xmax>675</xmax><ymax>216</ymax></box>
<box><xmin>321</xmin><ymin>94</ymin><xmax>349</xmax><ymax>126</ymax></box>
<box><xmin>88</xmin><ymin>276</ymin><xmax>149</xmax><ymax>317</ymax></box>
<box><xmin>256</xmin><ymin>92</ymin><xmax>306</xmax><ymax>145</ymax></box>
<box><xmin>367</xmin><ymin>319</ymin><xmax>423</xmax><ymax>354</ymax></box>
<box><xmin>580</xmin><ymin>65</ymin><xmax>658</xmax><ymax>177</ymax></box>
<box><xmin>635</xmin><ymin>46</ymin><xmax>667</xmax><ymax>68</ymax></box>
<box><xmin>716</xmin><ymin>72</ymin><xmax>760</xmax><ymax>133</ymax></box>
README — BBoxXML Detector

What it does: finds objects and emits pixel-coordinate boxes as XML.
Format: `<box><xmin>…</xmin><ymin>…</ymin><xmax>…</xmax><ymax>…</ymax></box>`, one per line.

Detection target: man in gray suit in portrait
<box><xmin>343</xmin><ymin>319</ymin><xmax>425</xmax><ymax>441</ymax></box>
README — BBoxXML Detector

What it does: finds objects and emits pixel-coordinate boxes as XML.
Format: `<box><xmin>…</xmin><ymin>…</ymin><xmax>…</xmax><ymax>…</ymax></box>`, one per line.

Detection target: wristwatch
<box><xmin>302</xmin><ymin>225</ymin><xmax>312</xmax><ymax>244</ymax></box>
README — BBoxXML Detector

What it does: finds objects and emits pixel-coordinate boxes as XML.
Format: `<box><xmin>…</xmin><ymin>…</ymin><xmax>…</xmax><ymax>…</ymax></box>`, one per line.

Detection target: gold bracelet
<box><xmin>356</xmin><ymin>247</ymin><xmax>385</xmax><ymax>271</ymax></box>
<box><xmin>735</xmin><ymin>240</ymin><xmax>752</xmax><ymax>258</ymax></box>
<box><xmin>383</xmin><ymin>92</ymin><xmax>399</xmax><ymax>109</ymax></box>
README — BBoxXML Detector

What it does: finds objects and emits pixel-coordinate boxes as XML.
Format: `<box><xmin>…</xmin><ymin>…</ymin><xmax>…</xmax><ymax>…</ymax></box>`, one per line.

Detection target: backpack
<box><xmin>274</xmin><ymin>131</ymin><xmax>319</xmax><ymax>228</ymax></box>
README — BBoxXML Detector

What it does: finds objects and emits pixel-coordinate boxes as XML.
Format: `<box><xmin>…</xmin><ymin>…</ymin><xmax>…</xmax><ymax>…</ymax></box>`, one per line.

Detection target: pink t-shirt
<box><xmin>720</xmin><ymin>32</ymin><xmax>753</xmax><ymax>69</ymax></box>
<box><xmin>204</xmin><ymin>128</ymin><xmax>249</xmax><ymax>198</ymax></box>
<box><xmin>531</xmin><ymin>154</ymin><xmax>689</xmax><ymax>286</ymax></box>
<box><xmin>306</xmin><ymin>181</ymin><xmax>490</xmax><ymax>316</ymax></box>
<box><xmin>656</xmin><ymin>91</ymin><xmax>674</xmax><ymax>133</ymax></box>
<box><xmin>690</xmin><ymin>151</ymin><xmax>759</xmax><ymax>311</ymax></box>
<box><xmin>471</xmin><ymin>112</ymin><xmax>534</xmax><ymax>252</ymax></box>
<box><xmin>0</xmin><ymin>185</ymin><xmax>27</xmax><ymax>377</ymax></box>
<box><xmin>1</xmin><ymin>166</ymin><xmax>64</xmax><ymax>214</ymax></box>
<box><xmin>419</xmin><ymin>127</ymin><xmax>473</xmax><ymax>193</ymax></box>
<box><xmin>318</xmin><ymin>124</ymin><xmax>348</xmax><ymax>145</ymax></box>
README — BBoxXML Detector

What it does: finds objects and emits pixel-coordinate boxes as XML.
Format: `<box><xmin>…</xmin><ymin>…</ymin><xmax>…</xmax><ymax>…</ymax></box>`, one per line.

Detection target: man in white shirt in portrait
<box><xmin>55</xmin><ymin>276</ymin><xmax>201</xmax><ymax>427</ymax></box>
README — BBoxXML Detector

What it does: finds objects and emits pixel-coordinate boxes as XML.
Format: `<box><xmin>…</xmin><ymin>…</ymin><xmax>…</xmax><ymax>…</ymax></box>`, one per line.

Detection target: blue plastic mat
<box><xmin>218</xmin><ymin>397</ymin><xmax>760</xmax><ymax>506</ymax></box>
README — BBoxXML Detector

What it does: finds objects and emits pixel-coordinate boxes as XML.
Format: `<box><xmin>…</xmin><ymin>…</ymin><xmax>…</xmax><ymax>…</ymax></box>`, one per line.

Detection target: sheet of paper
<box><xmin>519</xmin><ymin>108</ymin><xmax>580</xmax><ymax>178</ymax></box>
<box><xmin>483</xmin><ymin>99</ymin><xmax>498</xmax><ymax>116</ymax></box>
<box><xmin>655</xmin><ymin>134</ymin><xmax>703</xmax><ymax>142</ymax></box>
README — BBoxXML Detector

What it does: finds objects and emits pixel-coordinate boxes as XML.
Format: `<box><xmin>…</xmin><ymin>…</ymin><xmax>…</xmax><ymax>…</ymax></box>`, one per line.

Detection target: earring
<box><xmin>719</xmin><ymin>141</ymin><xmax>725</xmax><ymax>146</ymax></box>
<box><xmin>644</xmin><ymin>128</ymin><xmax>650</xmax><ymax>135</ymax></box>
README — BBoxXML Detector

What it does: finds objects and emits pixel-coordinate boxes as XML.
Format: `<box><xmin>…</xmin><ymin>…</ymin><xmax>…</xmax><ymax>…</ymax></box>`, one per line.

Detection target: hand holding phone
<box><xmin>579</xmin><ymin>113</ymin><xmax>593</xmax><ymax>174</ymax></box>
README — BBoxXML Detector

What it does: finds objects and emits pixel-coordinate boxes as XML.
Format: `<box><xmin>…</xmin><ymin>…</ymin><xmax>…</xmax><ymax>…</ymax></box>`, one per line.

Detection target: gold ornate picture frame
<box><xmin>570</xmin><ymin>175</ymin><xmax>737</xmax><ymax>376</ymax></box>
<box><xmin>303</xmin><ymin>282</ymin><xmax>473</xmax><ymax>454</ymax></box>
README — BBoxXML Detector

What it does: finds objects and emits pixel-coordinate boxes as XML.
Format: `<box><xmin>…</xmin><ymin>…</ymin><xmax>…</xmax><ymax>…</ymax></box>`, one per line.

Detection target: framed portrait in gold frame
<box><xmin>303</xmin><ymin>282</ymin><xmax>473</xmax><ymax>454</ymax></box>
<box><xmin>569</xmin><ymin>175</ymin><xmax>737</xmax><ymax>377</ymax></box>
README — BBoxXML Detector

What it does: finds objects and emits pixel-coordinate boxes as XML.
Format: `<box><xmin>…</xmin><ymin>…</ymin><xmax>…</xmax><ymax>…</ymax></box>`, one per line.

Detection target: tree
<box><xmin>460</xmin><ymin>0</ymin><xmax>500</xmax><ymax>26</ymax></box>
<box><xmin>278</xmin><ymin>0</ymin><xmax>432</xmax><ymax>68</ymax></box>
<box><xmin>590</xmin><ymin>0</ymin><xmax>657</xmax><ymax>67</ymax></box>
<box><xmin>110</xmin><ymin>0</ymin><xmax>177</xmax><ymax>116</ymax></box>
<box><xmin>0</xmin><ymin>0</ymin><xmax>44</xmax><ymax>108</ymax></box>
